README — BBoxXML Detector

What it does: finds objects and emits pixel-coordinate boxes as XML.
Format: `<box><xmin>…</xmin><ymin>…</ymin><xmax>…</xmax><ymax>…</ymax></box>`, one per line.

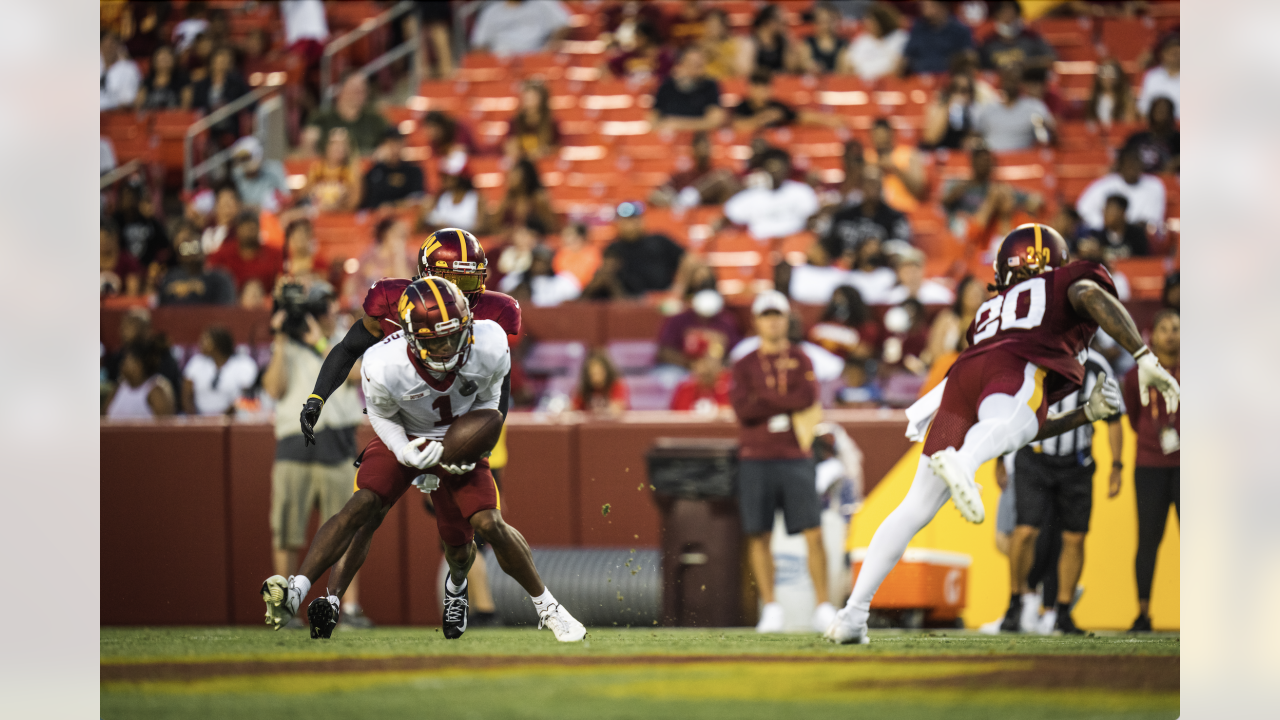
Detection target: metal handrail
<box><xmin>100</xmin><ymin>159</ymin><xmax>142</xmax><ymax>190</ymax></box>
<box><xmin>319</xmin><ymin>0</ymin><xmax>419</xmax><ymax>110</ymax></box>
<box><xmin>183</xmin><ymin>84</ymin><xmax>280</xmax><ymax>191</ymax></box>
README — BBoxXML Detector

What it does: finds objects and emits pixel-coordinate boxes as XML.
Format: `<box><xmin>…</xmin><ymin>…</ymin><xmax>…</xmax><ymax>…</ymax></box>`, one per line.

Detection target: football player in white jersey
<box><xmin>261</xmin><ymin>277</ymin><xmax>585</xmax><ymax>642</ymax></box>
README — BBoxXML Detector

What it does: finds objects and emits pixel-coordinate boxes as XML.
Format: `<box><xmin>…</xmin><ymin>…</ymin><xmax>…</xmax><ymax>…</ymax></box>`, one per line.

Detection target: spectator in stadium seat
<box><xmin>742</xmin><ymin>5</ymin><xmax>802</xmax><ymax>75</ymax></box>
<box><xmin>823</xmin><ymin>169</ymin><xmax>911</xmax><ymax>268</ymax></box>
<box><xmin>136</xmin><ymin>45</ymin><xmax>188</xmax><ymax>110</ymax></box>
<box><xmin>669</xmin><ymin>338</ymin><xmax>732</xmax><ymax>415</ymax></box>
<box><xmin>697</xmin><ymin>9</ymin><xmax>745</xmax><ymax>80</ymax></box>
<box><xmin>978</xmin><ymin>1</ymin><xmax>1055</xmax><ymax>72</ymax></box>
<box><xmin>423</xmin><ymin>110</ymin><xmax>477</xmax><ymax>159</ymax></box>
<box><xmin>651</xmin><ymin>47</ymin><xmax>727</xmax><ymax>133</ymax></box>
<box><xmin>1076</xmin><ymin>146</ymin><xmax>1166</xmax><ymax>231</ymax></box>
<box><xmin>649</xmin><ymin>131</ymin><xmax>742</xmax><ymax>209</ymax></box>
<box><xmin>1138</xmin><ymin>34</ymin><xmax>1179</xmax><ymax>119</ymax></box>
<box><xmin>120</xmin><ymin>1</ymin><xmax>169</xmax><ymax>59</ymax></box>
<box><xmin>884</xmin><ymin>244</ymin><xmax>955</xmax><ymax>305</ymax></box>
<box><xmin>489</xmin><ymin>158</ymin><xmax>559</xmax><ymax>236</ymax></box>
<box><xmin>657</xmin><ymin>286</ymin><xmax>743</xmax><ymax>369</ymax></box>
<box><xmin>422</xmin><ymin>159</ymin><xmax>484</xmax><ymax>233</ymax></box>
<box><xmin>924</xmin><ymin>274</ymin><xmax>988</xmax><ymax>366</ymax></box>
<box><xmin>279</xmin><ymin>0</ymin><xmax>329</xmax><ymax>67</ymax></box>
<box><xmin>181</xmin><ymin>325</ymin><xmax>259</xmax><ymax>416</ymax></box>
<box><xmin>941</xmin><ymin>145</ymin><xmax>1038</xmax><ymax>231</ymax></box>
<box><xmin>1085</xmin><ymin>58</ymin><xmax>1138</xmax><ymax>128</ymax></box>
<box><xmin>346</xmin><ymin>217</ymin><xmax>411</xmax><ymax>309</ymax></box>
<box><xmin>573</xmin><ymin>350</ymin><xmax>629</xmax><ymax>414</ymax></box>
<box><xmin>591</xmin><ymin>202</ymin><xmax>687</xmax><ymax>297</ymax></box>
<box><xmin>182</xmin><ymin>32</ymin><xmax>215</xmax><ymax>84</ymax></box>
<box><xmin>1163</xmin><ymin>270</ymin><xmax>1179</xmax><ymax>311</ymax></box>
<box><xmin>551</xmin><ymin>222</ymin><xmax>602</xmax><ymax>289</ymax></box>
<box><xmin>359</xmin><ymin>128</ymin><xmax>425</xmax><ymax>210</ymax></box>
<box><xmin>208</xmin><ymin>211</ymin><xmax>284</xmax><ymax>301</ymax></box>
<box><xmin>1082</xmin><ymin>195</ymin><xmax>1150</xmax><ymax>259</ymax></box>
<box><xmin>199</xmin><ymin>184</ymin><xmax>242</xmax><ymax>254</ymax></box>
<box><xmin>867</xmin><ymin>119</ymin><xmax>927</xmax><ymax>213</ymax></box>
<box><xmin>184</xmin><ymin>46</ymin><xmax>250</xmax><ymax>142</ymax></box>
<box><xmin>494</xmin><ymin>225</ymin><xmax>541</xmax><ymax>293</ymax></box>
<box><xmin>506</xmin><ymin>245</ymin><xmax>582</xmax><ymax>308</ymax></box>
<box><xmin>114</xmin><ymin>183</ymin><xmax>170</xmax><ymax>273</ymax></box>
<box><xmin>100</xmin><ymin>217</ymin><xmax>142</xmax><ymax>298</ymax></box>
<box><xmin>876</xmin><ymin>298</ymin><xmax>931</xmax><ymax>384</ymax></box>
<box><xmin>1123</xmin><ymin>97</ymin><xmax>1179</xmax><ymax>174</ymax></box>
<box><xmin>922</xmin><ymin>71</ymin><xmax>976</xmax><ymax>150</ymax></box>
<box><xmin>724</xmin><ymin>148</ymin><xmax>820</xmax><ymax>241</ymax></box>
<box><xmin>283</xmin><ymin>219</ymin><xmax>330</xmax><ymax>284</ymax></box>
<box><xmin>965</xmin><ymin>182</ymin><xmax>1043</xmax><ymax>259</ymax></box>
<box><xmin>105</xmin><ymin>339</ymin><xmax>176</xmax><ymax>419</ymax></box>
<box><xmin>733</xmin><ymin>70</ymin><xmax>853</xmax><ymax>133</ymax></box>
<box><xmin>844</xmin><ymin>234</ymin><xmax>900</xmax><ymax>305</ymax></box>
<box><xmin>158</xmin><ymin>222</ymin><xmax>237</xmax><ymax>306</ymax></box>
<box><xmin>172</xmin><ymin>1</ymin><xmax>210</xmax><ymax>54</ymax></box>
<box><xmin>666</xmin><ymin>2</ymin><xmax>706</xmax><ymax>48</ymax></box>
<box><xmin>607</xmin><ymin>20</ymin><xmax>674</xmax><ymax>81</ymax></box>
<box><xmin>504</xmin><ymin>80</ymin><xmax>561</xmax><ymax>162</ymax></box>
<box><xmin>800</xmin><ymin>2</ymin><xmax>850</xmax><ymax>75</ymax></box>
<box><xmin>100</xmin><ymin>32</ymin><xmax>142</xmax><ymax>111</ymax></box>
<box><xmin>807</xmin><ymin>285</ymin><xmax>878</xmax><ymax>389</ymax></box>
<box><xmin>899</xmin><ymin>0</ymin><xmax>974</xmax><ymax>76</ymax></box>
<box><xmin>102</xmin><ymin>308</ymin><xmax>184</xmax><ymax>399</ymax></box>
<box><xmin>304</xmin><ymin>128</ymin><xmax>362</xmax><ymax>212</ymax></box>
<box><xmin>230</xmin><ymin>136</ymin><xmax>290</xmax><ymax>213</ymax></box>
<box><xmin>469</xmin><ymin>0</ymin><xmax>571</xmax><ymax>57</ymax></box>
<box><xmin>843</xmin><ymin>2</ymin><xmax>908</xmax><ymax>83</ymax></box>
<box><xmin>826</xmin><ymin>140</ymin><xmax>868</xmax><ymax>209</ymax></box>
<box><xmin>301</xmin><ymin>73</ymin><xmax>391</xmax><ymax>156</ymax></box>
<box><xmin>972</xmin><ymin>65</ymin><xmax>1055</xmax><ymax>152</ymax></box>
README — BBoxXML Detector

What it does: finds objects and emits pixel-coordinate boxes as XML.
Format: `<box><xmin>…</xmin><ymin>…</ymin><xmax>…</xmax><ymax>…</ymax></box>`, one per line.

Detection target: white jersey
<box><xmin>361</xmin><ymin>319</ymin><xmax>509</xmax><ymax>441</ymax></box>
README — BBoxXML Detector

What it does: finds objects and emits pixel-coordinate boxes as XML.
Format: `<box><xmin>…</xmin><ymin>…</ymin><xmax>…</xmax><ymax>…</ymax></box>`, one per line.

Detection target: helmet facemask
<box><xmin>407</xmin><ymin>320</ymin><xmax>472</xmax><ymax>374</ymax></box>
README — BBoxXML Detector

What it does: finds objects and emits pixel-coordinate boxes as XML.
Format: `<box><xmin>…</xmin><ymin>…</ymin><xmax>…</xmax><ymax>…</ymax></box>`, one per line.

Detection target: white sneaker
<box><xmin>1036</xmin><ymin>608</ymin><xmax>1058</xmax><ymax>636</ymax></box>
<box><xmin>1020</xmin><ymin>592</ymin><xmax>1041</xmax><ymax>633</ymax></box>
<box><xmin>812</xmin><ymin>602</ymin><xmax>838</xmax><ymax>633</ymax></box>
<box><xmin>930</xmin><ymin>449</ymin><xmax>985</xmax><ymax>523</ymax></box>
<box><xmin>261</xmin><ymin>575</ymin><xmax>303</xmax><ymax>631</ymax></box>
<box><xmin>537</xmin><ymin>602</ymin><xmax>586</xmax><ymax>642</ymax></box>
<box><xmin>978</xmin><ymin>617</ymin><xmax>1004</xmax><ymax>635</ymax></box>
<box><xmin>756</xmin><ymin>602</ymin><xmax>785</xmax><ymax>633</ymax></box>
<box><xmin>822</xmin><ymin>606</ymin><xmax>869</xmax><ymax>644</ymax></box>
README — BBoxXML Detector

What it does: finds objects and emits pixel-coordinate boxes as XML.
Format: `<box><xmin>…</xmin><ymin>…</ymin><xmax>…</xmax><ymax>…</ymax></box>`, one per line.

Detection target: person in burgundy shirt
<box><xmin>207</xmin><ymin>211</ymin><xmax>283</xmax><ymax>302</ymax></box>
<box><xmin>1122</xmin><ymin>309</ymin><xmax>1180</xmax><ymax>632</ymax></box>
<box><xmin>729</xmin><ymin>290</ymin><xmax>833</xmax><ymax>634</ymax></box>
<box><xmin>656</xmin><ymin>287</ymin><xmax>742</xmax><ymax>369</ymax></box>
<box><xmin>669</xmin><ymin>336</ymin><xmax>731</xmax><ymax>415</ymax></box>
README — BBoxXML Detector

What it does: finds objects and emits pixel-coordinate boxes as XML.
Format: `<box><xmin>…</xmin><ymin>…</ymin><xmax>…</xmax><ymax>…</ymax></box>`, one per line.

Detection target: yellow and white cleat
<box><xmin>930</xmin><ymin>448</ymin><xmax>985</xmax><ymax>524</ymax></box>
<box><xmin>261</xmin><ymin>575</ymin><xmax>303</xmax><ymax>631</ymax></box>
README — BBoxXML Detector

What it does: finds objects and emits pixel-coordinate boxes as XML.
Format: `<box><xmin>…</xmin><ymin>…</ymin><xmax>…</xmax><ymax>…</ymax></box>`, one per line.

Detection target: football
<box><xmin>441</xmin><ymin>408</ymin><xmax>504</xmax><ymax>466</ymax></box>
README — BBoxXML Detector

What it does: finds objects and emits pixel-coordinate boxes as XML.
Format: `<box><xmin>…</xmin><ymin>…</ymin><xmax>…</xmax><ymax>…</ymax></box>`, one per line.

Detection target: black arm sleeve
<box><xmin>499</xmin><ymin>372</ymin><xmax>511</xmax><ymax>419</ymax></box>
<box><xmin>311</xmin><ymin>320</ymin><xmax>379</xmax><ymax>401</ymax></box>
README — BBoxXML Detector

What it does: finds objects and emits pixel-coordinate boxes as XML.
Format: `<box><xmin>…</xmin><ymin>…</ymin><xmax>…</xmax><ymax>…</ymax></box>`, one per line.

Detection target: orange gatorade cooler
<box><xmin>849</xmin><ymin>548</ymin><xmax>971</xmax><ymax>622</ymax></box>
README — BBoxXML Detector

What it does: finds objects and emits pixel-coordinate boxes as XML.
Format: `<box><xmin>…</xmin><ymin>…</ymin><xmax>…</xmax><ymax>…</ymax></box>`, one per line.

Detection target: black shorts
<box><xmin>1013</xmin><ymin>448</ymin><xmax>1094</xmax><ymax>533</ymax></box>
<box><xmin>738</xmin><ymin>458</ymin><xmax>821</xmax><ymax>535</ymax></box>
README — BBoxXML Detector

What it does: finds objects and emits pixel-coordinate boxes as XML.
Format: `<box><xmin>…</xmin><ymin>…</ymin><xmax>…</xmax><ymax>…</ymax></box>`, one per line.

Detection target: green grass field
<box><xmin>102</xmin><ymin>627</ymin><xmax>1179</xmax><ymax>720</ymax></box>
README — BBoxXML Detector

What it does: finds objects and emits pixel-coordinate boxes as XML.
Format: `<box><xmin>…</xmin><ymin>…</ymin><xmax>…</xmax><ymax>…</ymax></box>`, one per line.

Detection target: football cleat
<box><xmin>930</xmin><ymin>449</ymin><xmax>985</xmax><ymax>523</ymax></box>
<box><xmin>1129</xmin><ymin>614</ymin><xmax>1153</xmax><ymax>633</ymax></box>
<box><xmin>999</xmin><ymin>599</ymin><xmax>1022</xmax><ymax>633</ymax></box>
<box><xmin>261</xmin><ymin>575</ymin><xmax>302</xmax><ymax>631</ymax></box>
<box><xmin>308</xmin><ymin>596</ymin><xmax>339</xmax><ymax>639</ymax></box>
<box><xmin>1020</xmin><ymin>593</ymin><xmax>1041</xmax><ymax>633</ymax></box>
<box><xmin>1055</xmin><ymin>610</ymin><xmax>1085</xmax><ymax>636</ymax></box>
<box><xmin>443</xmin><ymin>581</ymin><xmax>469</xmax><ymax>640</ymax></box>
<box><xmin>538</xmin><ymin>603</ymin><xmax>586</xmax><ymax>642</ymax></box>
<box><xmin>1035</xmin><ymin>608</ymin><xmax>1058</xmax><ymax>636</ymax></box>
<box><xmin>823</xmin><ymin>606</ymin><xmax>869</xmax><ymax>645</ymax></box>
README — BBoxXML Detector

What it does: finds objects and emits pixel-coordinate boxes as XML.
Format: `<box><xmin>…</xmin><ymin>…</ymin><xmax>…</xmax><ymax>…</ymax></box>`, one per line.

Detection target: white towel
<box><xmin>904</xmin><ymin>378</ymin><xmax>947</xmax><ymax>443</ymax></box>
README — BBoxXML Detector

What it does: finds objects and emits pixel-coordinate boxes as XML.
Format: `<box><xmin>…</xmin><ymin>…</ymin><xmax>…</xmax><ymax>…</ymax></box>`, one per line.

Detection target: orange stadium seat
<box><xmin>1036</xmin><ymin>16</ymin><xmax>1095</xmax><ymax>48</ymax></box>
<box><xmin>1099</xmin><ymin>17</ymin><xmax>1159</xmax><ymax>65</ymax></box>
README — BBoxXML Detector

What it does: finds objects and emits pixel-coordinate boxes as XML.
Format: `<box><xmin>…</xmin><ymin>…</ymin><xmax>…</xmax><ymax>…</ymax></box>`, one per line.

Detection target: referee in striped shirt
<box><xmin>1001</xmin><ymin>348</ymin><xmax>1125</xmax><ymax>635</ymax></box>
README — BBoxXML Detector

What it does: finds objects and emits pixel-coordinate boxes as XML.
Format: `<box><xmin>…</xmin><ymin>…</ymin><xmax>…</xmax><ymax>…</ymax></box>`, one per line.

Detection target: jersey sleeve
<box><xmin>497</xmin><ymin>295</ymin><xmax>521</xmax><ymax>336</ymax></box>
<box><xmin>360</xmin><ymin>356</ymin><xmax>399</xmax><ymax>420</ymax></box>
<box><xmin>362</xmin><ymin>279</ymin><xmax>394</xmax><ymax>320</ymax></box>
<box><xmin>470</xmin><ymin>321</ymin><xmax>512</xmax><ymax>411</ymax></box>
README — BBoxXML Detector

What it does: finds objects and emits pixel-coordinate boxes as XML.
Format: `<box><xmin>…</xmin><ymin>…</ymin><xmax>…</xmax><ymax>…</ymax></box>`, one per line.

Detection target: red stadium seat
<box><xmin>1035</xmin><ymin>16</ymin><xmax>1095</xmax><ymax>49</ymax></box>
<box><xmin>1099</xmin><ymin>17</ymin><xmax>1158</xmax><ymax>64</ymax></box>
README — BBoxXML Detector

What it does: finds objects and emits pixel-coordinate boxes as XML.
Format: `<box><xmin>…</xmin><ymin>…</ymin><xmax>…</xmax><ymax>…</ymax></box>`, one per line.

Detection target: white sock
<box><xmin>954</xmin><ymin>370</ymin><xmax>1043</xmax><ymax>476</ymax></box>
<box><xmin>531</xmin><ymin>588</ymin><xmax>556</xmax><ymax>611</ymax></box>
<box><xmin>330</xmin><ymin>595</ymin><xmax>343</xmax><ymax>611</ymax></box>
<box><xmin>291</xmin><ymin>575</ymin><xmax>312</xmax><ymax>600</ymax></box>
<box><xmin>446</xmin><ymin>576</ymin><xmax>467</xmax><ymax>594</ymax></box>
<box><xmin>847</xmin><ymin>457</ymin><xmax>951</xmax><ymax>614</ymax></box>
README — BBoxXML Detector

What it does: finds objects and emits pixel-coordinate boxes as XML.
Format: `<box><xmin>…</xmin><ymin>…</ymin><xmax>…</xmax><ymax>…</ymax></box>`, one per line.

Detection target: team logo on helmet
<box><xmin>417</xmin><ymin>228</ymin><xmax>488</xmax><ymax>296</ymax></box>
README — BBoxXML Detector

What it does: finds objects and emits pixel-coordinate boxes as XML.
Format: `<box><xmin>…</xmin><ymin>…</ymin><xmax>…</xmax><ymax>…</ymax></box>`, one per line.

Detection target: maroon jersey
<box><xmin>960</xmin><ymin>261</ymin><xmax>1117</xmax><ymax>404</ymax></box>
<box><xmin>729</xmin><ymin>347</ymin><xmax>819</xmax><ymax>460</ymax></box>
<box><xmin>362</xmin><ymin>278</ymin><xmax>521</xmax><ymax>339</ymax></box>
<box><xmin>1123</xmin><ymin>364</ymin><xmax>1180</xmax><ymax>467</ymax></box>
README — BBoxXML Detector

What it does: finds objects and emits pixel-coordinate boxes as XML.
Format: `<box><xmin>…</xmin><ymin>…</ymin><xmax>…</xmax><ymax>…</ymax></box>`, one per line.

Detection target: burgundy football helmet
<box><xmin>416</xmin><ymin>228</ymin><xmax>488</xmax><ymax>298</ymax></box>
<box><xmin>398</xmin><ymin>276</ymin><xmax>473</xmax><ymax>373</ymax></box>
<box><xmin>992</xmin><ymin>222</ymin><xmax>1069</xmax><ymax>290</ymax></box>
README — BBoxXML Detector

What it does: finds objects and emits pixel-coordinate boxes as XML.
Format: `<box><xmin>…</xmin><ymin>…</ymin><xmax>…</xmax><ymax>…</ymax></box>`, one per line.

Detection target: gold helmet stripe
<box><xmin>457</xmin><ymin>230</ymin><xmax>467</xmax><ymax>264</ymax></box>
<box><xmin>1033</xmin><ymin>223</ymin><xmax>1042</xmax><ymax>254</ymax></box>
<box><xmin>426</xmin><ymin>276</ymin><xmax>450</xmax><ymax>323</ymax></box>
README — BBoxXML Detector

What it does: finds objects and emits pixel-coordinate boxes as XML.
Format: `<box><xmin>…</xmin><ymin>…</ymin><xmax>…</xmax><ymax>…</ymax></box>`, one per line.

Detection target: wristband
<box><xmin>1112</xmin><ymin>461</ymin><xmax>1123</xmax><ymax>469</ymax></box>
<box><xmin>1132</xmin><ymin>346</ymin><xmax>1151</xmax><ymax>360</ymax></box>
<box><xmin>313</xmin><ymin>337</ymin><xmax>329</xmax><ymax>354</ymax></box>
<box><xmin>307</xmin><ymin>394</ymin><xmax>325</xmax><ymax>406</ymax></box>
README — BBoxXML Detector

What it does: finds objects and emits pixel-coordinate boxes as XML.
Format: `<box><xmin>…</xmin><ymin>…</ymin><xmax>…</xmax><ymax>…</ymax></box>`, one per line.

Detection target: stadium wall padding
<box><xmin>100</xmin><ymin>411</ymin><xmax>910</xmax><ymax>625</ymax></box>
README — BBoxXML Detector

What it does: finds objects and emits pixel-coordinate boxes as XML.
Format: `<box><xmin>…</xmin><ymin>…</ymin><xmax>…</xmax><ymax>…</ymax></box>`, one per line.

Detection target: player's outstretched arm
<box><xmin>1068</xmin><ymin>279</ymin><xmax>1180</xmax><ymax>412</ymax></box>
<box><xmin>300</xmin><ymin>316</ymin><xmax>383</xmax><ymax>445</ymax></box>
<box><xmin>1032</xmin><ymin>372</ymin><xmax>1122</xmax><ymax>442</ymax></box>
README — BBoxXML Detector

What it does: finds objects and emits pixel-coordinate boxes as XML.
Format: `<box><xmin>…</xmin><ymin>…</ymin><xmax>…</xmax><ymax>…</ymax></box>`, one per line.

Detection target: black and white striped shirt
<box><xmin>1029</xmin><ymin>349</ymin><xmax>1123</xmax><ymax>464</ymax></box>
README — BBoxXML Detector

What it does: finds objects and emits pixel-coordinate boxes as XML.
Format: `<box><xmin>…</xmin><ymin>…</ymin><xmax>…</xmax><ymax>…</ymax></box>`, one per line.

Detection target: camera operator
<box><xmin>261</xmin><ymin>280</ymin><xmax>373</xmax><ymax>629</ymax></box>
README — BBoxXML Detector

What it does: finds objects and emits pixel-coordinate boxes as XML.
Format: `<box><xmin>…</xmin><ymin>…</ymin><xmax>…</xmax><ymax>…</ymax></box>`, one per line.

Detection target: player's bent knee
<box><xmin>469</xmin><ymin>509</ymin><xmax>503</xmax><ymax>539</ymax></box>
<box><xmin>343</xmin><ymin>489</ymin><xmax>385</xmax><ymax>526</ymax></box>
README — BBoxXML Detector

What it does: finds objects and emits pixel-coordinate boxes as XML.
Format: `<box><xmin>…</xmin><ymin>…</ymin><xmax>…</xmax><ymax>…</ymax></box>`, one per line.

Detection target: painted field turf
<box><xmin>102</xmin><ymin>628</ymin><xmax>1178</xmax><ymax>719</ymax></box>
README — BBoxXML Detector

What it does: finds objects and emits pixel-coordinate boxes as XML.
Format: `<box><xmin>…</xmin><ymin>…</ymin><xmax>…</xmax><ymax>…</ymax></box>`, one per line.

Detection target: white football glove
<box><xmin>440</xmin><ymin>461</ymin><xmax>477</xmax><ymax>475</ymax></box>
<box><xmin>411</xmin><ymin>473</ymin><xmax>441</xmax><ymax>493</ymax></box>
<box><xmin>1135</xmin><ymin>349</ymin><xmax>1180</xmax><ymax>414</ymax></box>
<box><xmin>395</xmin><ymin>437</ymin><xmax>444</xmax><ymax>470</ymax></box>
<box><xmin>1083</xmin><ymin>372</ymin><xmax>1122</xmax><ymax>422</ymax></box>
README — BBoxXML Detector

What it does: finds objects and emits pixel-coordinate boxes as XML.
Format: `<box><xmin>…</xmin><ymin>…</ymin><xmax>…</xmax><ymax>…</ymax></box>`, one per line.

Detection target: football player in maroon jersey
<box><xmin>299</xmin><ymin>227</ymin><xmax>521</xmax><ymax>439</ymax></box>
<box><xmin>825</xmin><ymin>223</ymin><xmax>1180</xmax><ymax>644</ymax></box>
